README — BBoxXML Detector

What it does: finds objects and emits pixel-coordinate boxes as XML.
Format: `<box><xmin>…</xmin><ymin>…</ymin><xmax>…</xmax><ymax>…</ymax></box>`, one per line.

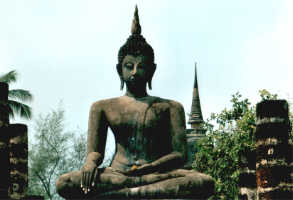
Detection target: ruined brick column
<box><xmin>0</xmin><ymin>82</ymin><xmax>9</xmax><ymax>125</ymax></box>
<box><xmin>238</xmin><ymin>148</ymin><xmax>256</xmax><ymax>200</ymax></box>
<box><xmin>0</xmin><ymin>82</ymin><xmax>10</xmax><ymax>199</ymax></box>
<box><xmin>255</xmin><ymin>100</ymin><xmax>293</xmax><ymax>199</ymax></box>
<box><xmin>8</xmin><ymin>124</ymin><xmax>28</xmax><ymax>199</ymax></box>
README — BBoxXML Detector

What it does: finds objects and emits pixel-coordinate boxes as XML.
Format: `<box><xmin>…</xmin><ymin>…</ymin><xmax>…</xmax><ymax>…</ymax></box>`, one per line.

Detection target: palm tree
<box><xmin>0</xmin><ymin>70</ymin><xmax>33</xmax><ymax>120</ymax></box>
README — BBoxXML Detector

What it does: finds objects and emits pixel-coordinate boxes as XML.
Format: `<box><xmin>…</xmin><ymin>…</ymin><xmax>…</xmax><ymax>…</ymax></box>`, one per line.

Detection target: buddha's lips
<box><xmin>126</xmin><ymin>77</ymin><xmax>139</xmax><ymax>83</ymax></box>
<box><xmin>125</xmin><ymin>79</ymin><xmax>146</xmax><ymax>87</ymax></box>
<box><xmin>126</xmin><ymin>76</ymin><xmax>146</xmax><ymax>83</ymax></box>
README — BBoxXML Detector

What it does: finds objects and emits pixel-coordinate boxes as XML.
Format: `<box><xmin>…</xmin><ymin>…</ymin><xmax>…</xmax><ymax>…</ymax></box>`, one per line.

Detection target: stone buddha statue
<box><xmin>56</xmin><ymin>6</ymin><xmax>214</xmax><ymax>199</ymax></box>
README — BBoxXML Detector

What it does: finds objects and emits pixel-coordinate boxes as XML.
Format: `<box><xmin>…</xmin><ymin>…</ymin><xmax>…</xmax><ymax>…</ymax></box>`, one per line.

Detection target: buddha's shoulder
<box><xmin>89</xmin><ymin>96</ymin><xmax>184</xmax><ymax>111</ymax></box>
<box><xmin>89</xmin><ymin>97</ymin><xmax>123</xmax><ymax>111</ymax></box>
<box><xmin>147</xmin><ymin>96</ymin><xmax>185</xmax><ymax>111</ymax></box>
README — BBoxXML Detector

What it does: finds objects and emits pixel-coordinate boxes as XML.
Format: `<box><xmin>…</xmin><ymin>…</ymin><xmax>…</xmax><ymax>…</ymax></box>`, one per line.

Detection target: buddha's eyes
<box><xmin>125</xmin><ymin>63</ymin><xmax>133</xmax><ymax>69</ymax></box>
<box><xmin>123</xmin><ymin>62</ymin><xmax>148</xmax><ymax>70</ymax></box>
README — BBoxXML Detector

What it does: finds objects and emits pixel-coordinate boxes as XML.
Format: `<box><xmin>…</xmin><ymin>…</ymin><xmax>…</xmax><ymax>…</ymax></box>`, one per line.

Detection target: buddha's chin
<box><xmin>125</xmin><ymin>81</ymin><xmax>146</xmax><ymax>89</ymax></box>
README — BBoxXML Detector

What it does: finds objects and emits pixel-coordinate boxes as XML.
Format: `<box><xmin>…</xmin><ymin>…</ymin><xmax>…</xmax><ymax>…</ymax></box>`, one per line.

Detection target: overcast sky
<box><xmin>1</xmin><ymin>0</ymin><xmax>292</xmax><ymax>161</ymax></box>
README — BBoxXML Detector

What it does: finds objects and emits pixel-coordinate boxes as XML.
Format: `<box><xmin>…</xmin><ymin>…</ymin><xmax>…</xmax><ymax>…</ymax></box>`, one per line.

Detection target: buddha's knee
<box><xmin>56</xmin><ymin>171</ymin><xmax>81</xmax><ymax>198</ymax></box>
<box><xmin>56</xmin><ymin>174</ymin><xmax>67</xmax><ymax>197</ymax></box>
<box><xmin>189</xmin><ymin>171</ymin><xmax>215</xmax><ymax>193</ymax></box>
<box><xmin>56</xmin><ymin>173</ymin><xmax>73</xmax><ymax>197</ymax></box>
<box><xmin>201</xmin><ymin>174</ymin><xmax>214</xmax><ymax>191</ymax></box>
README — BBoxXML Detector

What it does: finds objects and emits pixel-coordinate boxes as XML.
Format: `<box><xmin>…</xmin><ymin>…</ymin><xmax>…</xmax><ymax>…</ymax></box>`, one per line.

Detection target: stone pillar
<box><xmin>0</xmin><ymin>82</ymin><xmax>9</xmax><ymax>125</ymax></box>
<box><xmin>255</xmin><ymin>100</ymin><xmax>293</xmax><ymax>199</ymax></box>
<box><xmin>238</xmin><ymin>148</ymin><xmax>256</xmax><ymax>200</ymax></box>
<box><xmin>184</xmin><ymin>128</ymin><xmax>205</xmax><ymax>169</ymax></box>
<box><xmin>0</xmin><ymin>82</ymin><xmax>9</xmax><ymax>199</ymax></box>
<box><xmin>8</xmin><ymin>124</ymin><xmax>28</xmax><ymax>200</ymax></box>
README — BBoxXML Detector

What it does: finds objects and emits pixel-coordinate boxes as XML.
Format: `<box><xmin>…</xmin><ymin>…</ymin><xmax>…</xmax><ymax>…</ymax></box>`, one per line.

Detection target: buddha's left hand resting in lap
<box><xmin>56</xmin><ymin>6</ymin><xmax>214</xmax><ymax>199</ymax></box>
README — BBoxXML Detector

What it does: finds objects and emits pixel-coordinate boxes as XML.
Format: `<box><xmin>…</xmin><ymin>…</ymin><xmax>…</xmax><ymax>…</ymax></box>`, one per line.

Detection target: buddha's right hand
<box><xmin>80</xmin><ymin>162</ymin><xmax>98</xmax><ymax>194</ymax></box>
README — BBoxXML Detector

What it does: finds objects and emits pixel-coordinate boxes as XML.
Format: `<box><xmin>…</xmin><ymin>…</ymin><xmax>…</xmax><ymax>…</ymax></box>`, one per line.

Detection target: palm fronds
<box><xmin>8</xmin><ymin>100</ymin><xmax>32</xmax><ymax>120</ymax></box>
<box><xmin>0</xmin><ymin>70</ymin><xmax>18</xmax><ymax>84</ymax></box>
<box><xmin>9</xmin><ymin>89</ymin><xmax>33</xmax><ymax>102</ymax></box>
<box><xmin>0</xmin><ymin>70</ymin><xmax>33</xmax><ymax>120</ymax></box>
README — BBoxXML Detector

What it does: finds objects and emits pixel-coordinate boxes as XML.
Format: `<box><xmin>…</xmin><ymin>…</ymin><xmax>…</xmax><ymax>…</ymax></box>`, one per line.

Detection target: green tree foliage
<box><xmin>193</xmin><ymin>90</ymin><xmax>292</xmax><ymax>199</ymax></box>
<box><xmin>28</xmin><ymin>105</ymin><xmax>113</xmax><ymax>199</ymax></box>
<box><xmin>0</xmin><ymin>70</ymin><xmax>33</xmax><ymax>119</ymax></box>
<box><xmin>29</xmin><ymin>107</ymin><xmax>72</xmax><ymax>199</ymax></box>
<box><xmin>28</xmin><ymin>106</ymin><xmax>86</xmax><ymax>199</ymax></box>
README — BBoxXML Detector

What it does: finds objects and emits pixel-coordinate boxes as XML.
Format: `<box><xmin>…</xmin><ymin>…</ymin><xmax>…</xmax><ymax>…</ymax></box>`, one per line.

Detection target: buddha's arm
<box><xmin>127</xmin><ymin>102</ymin><xmax>187</xmax><ymax>175</ymax></box>
<box><xmin>86</xmin><ymin>101</ymin><xmax>108</xmax><ymax>165</ymax></box>
<box><xmin>81</xmin><ymin>101</ymin><xmax>108</xmax><ymax>192</ymax></box>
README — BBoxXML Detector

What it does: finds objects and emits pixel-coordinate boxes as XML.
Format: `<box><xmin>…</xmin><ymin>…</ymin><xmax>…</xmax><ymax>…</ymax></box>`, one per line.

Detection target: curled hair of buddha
<box><xmin>117</xmin><ymin>5</ymin><xmax>155</xmax><ymax>77</ymax></box>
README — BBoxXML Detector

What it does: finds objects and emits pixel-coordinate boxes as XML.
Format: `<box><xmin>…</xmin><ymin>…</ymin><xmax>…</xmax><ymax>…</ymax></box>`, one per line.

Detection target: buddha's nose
<box><xmin>131</xmin><ymin>66</ymin><xmax>137</xmax><ymax>75</ymax></box>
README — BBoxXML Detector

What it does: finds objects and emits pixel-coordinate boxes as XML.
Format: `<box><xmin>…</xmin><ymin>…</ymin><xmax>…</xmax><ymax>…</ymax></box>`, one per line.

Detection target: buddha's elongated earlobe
<box><xmin>147</xmin><ymin>79</ymin><xmax>152</xmax><ymax>90</ymax></box>
<box><xmin>148</xmin><ymin>63</ymin><xmax>156</xmax><ymax>90</ymax></box>
<box><xmin>120</xmin><ymin>77</ymin><xmax>124</xmax><ymax>90</ymax></box>
<box><xmin>117</xmin><ymin>64</ymin><xmax>124</xmax><ymax>91</ymax></box>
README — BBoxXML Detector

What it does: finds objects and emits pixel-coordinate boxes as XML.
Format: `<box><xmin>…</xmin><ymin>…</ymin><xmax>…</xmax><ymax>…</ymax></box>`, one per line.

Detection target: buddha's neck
<box><xmin>125</xmin><ymin>85</ymin><xmax>148</xmax><ymax>98</ymax></box>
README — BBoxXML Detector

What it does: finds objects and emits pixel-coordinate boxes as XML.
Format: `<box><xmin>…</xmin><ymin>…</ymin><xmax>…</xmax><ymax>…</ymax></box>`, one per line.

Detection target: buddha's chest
<box><xmin>106</xmin><ymin>101</ymin><xmax>172</xmax><ymax>160</ymax></box>
<box><xmin>105</xmin><ymin>101</ymin><xmax>170</xmax><ymax>137</ymax></box>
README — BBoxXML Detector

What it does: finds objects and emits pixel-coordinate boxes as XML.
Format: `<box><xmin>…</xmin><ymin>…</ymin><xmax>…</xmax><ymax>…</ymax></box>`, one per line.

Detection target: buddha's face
<box><xmin>121</xmin><ymin>54</ymin><xmax>154</xmax><ymax>87</ymax></box>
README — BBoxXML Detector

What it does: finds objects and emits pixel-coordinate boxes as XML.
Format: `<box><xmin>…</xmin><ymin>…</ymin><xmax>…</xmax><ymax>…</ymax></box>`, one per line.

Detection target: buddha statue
<box><xmin>56</xmin><ymin>6</ymin><xmax>214</xmax><ymax>199</ymax></box>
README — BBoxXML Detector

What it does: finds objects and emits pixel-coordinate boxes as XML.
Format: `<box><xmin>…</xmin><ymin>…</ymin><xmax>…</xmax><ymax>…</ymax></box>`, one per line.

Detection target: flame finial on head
<box><xmin>117</xmin><ymin>5</ymin><xmax>155</xmax><ymax>90</ymax></box>
<box><xmin>131</xmin><ymin>5</ymin><xmax>141</xmax><ymax>35</ymax></box>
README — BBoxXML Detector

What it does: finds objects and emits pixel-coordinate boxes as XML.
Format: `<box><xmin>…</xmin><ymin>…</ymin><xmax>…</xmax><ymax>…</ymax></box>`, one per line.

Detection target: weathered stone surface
<box><xmin>8</xmin><ymin>124</ymin><xmax>28</xmax><ymax>200</ymax></box>
<box><xmin>0</xmin><ymin>82</ymin><xmax>9</xmax><ymax>199</ymax></box>
<box><xmin>256</xmin><ymin>100</ymin><xmax>289</xmax><ymax>119</ymax></box>
<box><xmin>0</xmin><ymin>82</ymin><xmax>8</xmax><ymax>100</ymax></box>
<box><xmin>255</xmin><ymin>123</ymin><xmax>289</xmax><ymax>141</ymax></box>
<box><xmin>239</xmin><ymin>187</ymin><xmax>257</xmax><ymax>200</ymax></box>
<box><xmin>238</xmin><ymin>149</ymin><xmax>256</xmax><ymax>200</ymax></box>
<box><xmin>0</xmin><ymin>82</ymin><xmax>9</xmax><ymax>128</ymax></box>
<box><xmin>188</xmin><ymin>64</ymin><xmax>204</xmax><ymax>127</ymax></box>
<box><xmin>257</xmin><ymin>184</ymin><xmax>293</xmax><ymax>200</ymax></box>
<box><xmin>256</xmin><ymin>165</ymin><xmax>290</xmax><ymax>188</ymax></box>
<box><xmin>56</xmin><ymin>6</ymin><xmax>214</xmax><ymax>200</ymax></box>
<box><xmin>1</xmin><ymin>82</ymin><xmax>43</xmax><ymax>199</ymax></box>
<box><xmin>256</xmin><ymin>100</ymin><xmax>293</xmax><ymax>200</ymax></box>
<box><xmin>256</xmin><ymin>143</ymin><xmax>291</xmax><ymax>163</ymax></box>
<box><xmin>185</xmin><ymin>64</ymin><xmax>206</xmax><ymax>170</ymax></box>
<box><xmin>0</xmin><ymin>127</ymin><xmax>9</xmax><ymax>199</ymax></box>
<box><xmin>239</xmin><ymin>169</ymin><xmax>256</xmax><ymax>188</ymax></box>
<box><xmin>184</xmin><ymin>130</ymin><xmax>205</xmax><ymax>169</ymax></box>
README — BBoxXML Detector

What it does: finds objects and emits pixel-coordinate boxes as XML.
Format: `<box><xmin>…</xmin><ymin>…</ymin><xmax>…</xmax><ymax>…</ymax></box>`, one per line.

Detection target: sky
<box><xmin>0</xmin><ymin>0</ymin><xmax>292</xmax><ymax>162</ymax></box>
